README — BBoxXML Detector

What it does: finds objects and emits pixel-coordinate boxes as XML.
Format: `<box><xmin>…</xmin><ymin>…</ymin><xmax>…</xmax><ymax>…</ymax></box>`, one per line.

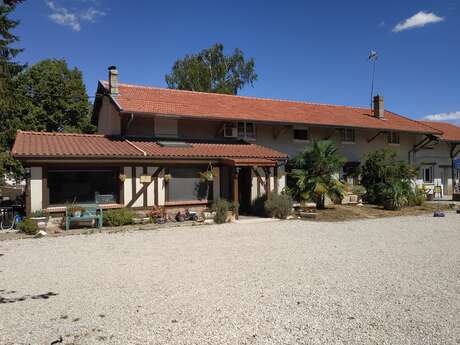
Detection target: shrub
<box><xmin>213</xmin><ymin>199</ymin><xmax>230</xmax><ymax>224</ymax></box>
<box><xmin>103</xmin><ymin>208</ymin><xmax>134</xmax><ymax>226</ymax></box>
<box><xmin>350</xmin><ymin>184</ymin><xmax>366</xmax><ymax>197</ymax></box>
<box><xmin>381</xmin><ymin>182</ymin><xmax>409</xmax><ymax>210</ymax></box>
<box><xmin>30</xmin><ymin>210</ymin><xmax>46</xmax><ymax>218</ymax></box>
<box><xmin>408</xmin><ymin>186</ymin><xmax>426</xmax><ymax>207</ymax></box>
<box><xmin>18</xmin><ymin>218</ymin><xmax>38</xmax><ymax>235</ymax></box>
<box><xmin>264</xmin><ymin>193</ymin><xmax>293</xmax><ymax>219</ymax></box>
<box><xmin>289</xmin><ymin>140</ymin><xmax>346</xmax><ymax>209</ymax></box>
<box><xmin>252</xmin><ymin>195</ymin><xmax>268</xmax><ymax>217</ymax></box>
<box><xmin>360</xmin><ymin>149</ymin><xmax>416</xmax><ymax>207</ymax></box>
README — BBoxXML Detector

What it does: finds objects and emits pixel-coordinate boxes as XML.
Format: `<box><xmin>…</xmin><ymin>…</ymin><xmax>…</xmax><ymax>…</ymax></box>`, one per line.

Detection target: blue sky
<box><xmin>11</xmin><ymin>0</ymin><xmax>460</xmax><ymax>123</ymax></box>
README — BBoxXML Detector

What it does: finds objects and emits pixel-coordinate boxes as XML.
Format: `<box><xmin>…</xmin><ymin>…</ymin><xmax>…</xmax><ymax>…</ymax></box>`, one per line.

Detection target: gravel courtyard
<box><xmin>1</xmin><ymin>214</ymin><xmax>459</xmax><ymax>345</ymax></box>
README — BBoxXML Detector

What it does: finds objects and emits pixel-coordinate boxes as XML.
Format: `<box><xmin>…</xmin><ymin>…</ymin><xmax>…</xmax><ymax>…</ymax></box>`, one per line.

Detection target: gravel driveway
<box><xmin>0</xmin><ymin>214</ymin><xmax>459</xmax><ymax>344</ymax></box>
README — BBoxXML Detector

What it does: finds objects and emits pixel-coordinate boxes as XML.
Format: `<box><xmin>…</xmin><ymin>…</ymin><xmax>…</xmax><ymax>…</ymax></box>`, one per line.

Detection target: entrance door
<box><xmin>238</xmin><ymin>167</ymin><xmax>252</xmax><ymax>214</ymax></box>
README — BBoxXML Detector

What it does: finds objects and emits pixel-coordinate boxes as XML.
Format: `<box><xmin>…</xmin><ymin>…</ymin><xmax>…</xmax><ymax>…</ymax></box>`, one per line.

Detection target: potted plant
<box><xmin>67</xmin><ymin>205</ymin><xmax>86</xmax><ymax>217</ymax></box>
<box><xmin>29</xmin><ymin>210</ymin><xmax>48</xmax><ymax>230</ymax></box>
<box><xmin>199</xmin><ymin>169</ymin><xmax>214</xmax><ymax>182</ymax></box>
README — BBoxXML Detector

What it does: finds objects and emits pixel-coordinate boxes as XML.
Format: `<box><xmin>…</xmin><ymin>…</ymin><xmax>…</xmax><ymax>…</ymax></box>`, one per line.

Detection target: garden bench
<box><xmin>65</xmin><ymin>204</ymin><xmax>103</xmax><ymax>231</ymax></box>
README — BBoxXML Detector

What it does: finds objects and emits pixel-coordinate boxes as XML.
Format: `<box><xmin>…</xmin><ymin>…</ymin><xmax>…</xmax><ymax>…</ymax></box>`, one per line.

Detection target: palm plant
<box><xmin>290</xmin><ymin>140</ymin><xmax>346</xmax><ymax>209</ymax></box>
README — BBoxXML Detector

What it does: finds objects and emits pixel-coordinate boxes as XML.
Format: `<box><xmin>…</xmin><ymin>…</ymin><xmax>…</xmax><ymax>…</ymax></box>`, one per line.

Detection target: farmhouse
<box><xmin>12</xmin><ymin>66</ymin><xmax>460</xmax><ymax>215</ymax></box>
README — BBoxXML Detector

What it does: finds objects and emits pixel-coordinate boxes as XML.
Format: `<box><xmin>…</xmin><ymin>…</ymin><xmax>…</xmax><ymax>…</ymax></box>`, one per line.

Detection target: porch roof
<box><xmin>12</xmin><ymin>131</ymin><xmax>287</xmax><ymax>162</ymax></box>
<box><xmin>420</xmin><ymin>121</ymin><xmax>460</xmax><ymax>142</ymax></box>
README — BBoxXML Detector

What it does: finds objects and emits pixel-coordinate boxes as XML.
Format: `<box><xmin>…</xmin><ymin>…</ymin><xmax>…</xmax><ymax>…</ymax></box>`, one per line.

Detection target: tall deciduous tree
<box><xmin>165</xmin><ymin>43</ymin><xmax>257</xmax><ymax>95</ymax></box>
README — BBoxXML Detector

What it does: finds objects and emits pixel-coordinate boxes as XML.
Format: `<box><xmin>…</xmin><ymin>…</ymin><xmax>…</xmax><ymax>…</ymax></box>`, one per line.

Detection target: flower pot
<box><xmin>30</xmin><ymin>217</ymin><xmax>47</xmax><ymax>230</ymax></box>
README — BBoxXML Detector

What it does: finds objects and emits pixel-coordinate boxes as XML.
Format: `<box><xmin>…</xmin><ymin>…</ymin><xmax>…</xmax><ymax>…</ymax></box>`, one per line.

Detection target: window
<box><xmin>388</xmin><ymin>132</ymin><xmax>400</xmax><ymax>145</ymax></box>
<box><xmin>340</xmin><ymin>128</ymin><xmax>355</xmax><ymax>143</ymax></box>
<box><xmin>47</xmin><ymin>169</ymin><xmax>119</xmax><ymax>205</ymax></box>
<box><xmin>293</xmin><ymin>128</ymin><xmax>309</xmax><ymax>141</ymax></box>
<box><xmin>166</xmin><ymin>167</ymin><xmax>211</xmax><ymax>202</ymax></box>
<box><xmin>245</xmin><ymin>122</ymin><xmax>255</xmax><ymax>139</ymax></box>
<box><xmin>421</xmin><ymin>166</ymin><xmax>433</xmax><ymax>183</ymax></box>
<box><xmin>225</xmin><ymin>122</ymin><xmax>256</xmax><ymax>140</ymax></box>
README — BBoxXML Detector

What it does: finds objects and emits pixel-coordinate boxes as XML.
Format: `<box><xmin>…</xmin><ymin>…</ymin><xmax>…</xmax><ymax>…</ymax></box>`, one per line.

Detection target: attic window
<box><xmin>158</xmin><ymin>141</ymin><xmax>192</xmax><ymax>148</ymax></box>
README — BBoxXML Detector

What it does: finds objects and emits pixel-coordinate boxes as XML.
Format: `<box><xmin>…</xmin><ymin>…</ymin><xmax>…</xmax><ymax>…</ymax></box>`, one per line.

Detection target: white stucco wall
<box><xmin>30</xmin><ymin>167</ymin><xmax>42</xmax><ymax>212</ymax></box>
<box><xmin>414</xmin><ymin>140</ymin><xmax>459</xmax><ymax>195</ymax></box>
<box><xmin>255</xmin><ymin>124</ymin><xmax>417</xmax><ymax>162</ymax></box>
<box><xmin>123</xmin><ymin>166</ymin><xmax>166</xmax><ymax>207</ymax></box>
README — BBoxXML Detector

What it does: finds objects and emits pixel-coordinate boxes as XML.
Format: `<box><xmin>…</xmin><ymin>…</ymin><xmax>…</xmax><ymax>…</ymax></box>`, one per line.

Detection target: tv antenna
<box><xmin>368</xmin><ymin>50</ymin><xmax>378</xmax><ymax>109</ymax></box>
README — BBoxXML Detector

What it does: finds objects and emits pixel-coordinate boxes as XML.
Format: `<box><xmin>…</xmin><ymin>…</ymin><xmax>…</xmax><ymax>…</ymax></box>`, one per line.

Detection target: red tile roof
<box><xmin>100</xmin><ymin>81</ymin><xmax>440</xmax><ymax>135</ymax></box>
<box><xmin>12</xmin><ymin>131</ymin><xmax>287</xmax><ymax>160</ymax></box>
<box><xmin>420</xmin><ymin>121</ymin><xmax>460</xmax><ymax>142</ymax></box>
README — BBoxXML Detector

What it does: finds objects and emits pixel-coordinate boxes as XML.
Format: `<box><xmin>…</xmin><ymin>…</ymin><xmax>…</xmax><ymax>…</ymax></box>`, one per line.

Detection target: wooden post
<box><xmin>274</xmin><ymin>165</ymin><xmax>279</xmax><ymax>194</ymax></box>
<box><xmin>264</xmin><ymin>167</ymin><xmax>271</xmax><ymax>194</ymax></box>
<box><xmin>233</xmin><ymin>167</ymin><xmax>239</xmax><ymax>219</ymax></box>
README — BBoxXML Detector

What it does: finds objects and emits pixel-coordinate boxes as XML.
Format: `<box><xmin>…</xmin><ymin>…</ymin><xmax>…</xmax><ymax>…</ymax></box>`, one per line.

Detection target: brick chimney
<box><xmin>108</xmin><ymin>65</ymin><xmax>119</xmax><ymax>95</ymax></box>
<box><xmin>373</xmin><ymin>95</ymin><xmax>384</xmax><ymax>119</ymax></box>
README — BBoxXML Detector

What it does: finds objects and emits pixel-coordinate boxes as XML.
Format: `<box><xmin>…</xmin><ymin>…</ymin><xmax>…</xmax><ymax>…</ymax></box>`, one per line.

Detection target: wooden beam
<box><xmin>42</xmin><ymin>166</ymin><xmax>49</xmax><ymax>209</ymax></box>
<box><xmin>233</xmin><ymin>167</ymin><xmax>239</xmax><ymax>219</ymax></box>
<box><xmin>126</xmin><ymin>167</ymin><xmax>162</xmax><ymax>208</ymax></box>
<box><xmin>264</xmin><ymin>167</ymin><xmax>271</xmax><ymax>194</ymax></box>
<box><xmin>274</xmin><ymin>165</ymin><xmax>279</xmax><ymax>193</ymax></box>
<box><xmin>142</xmin><ymin>166</ymin><xmax>148</xmax><ymax>207</ymax></box>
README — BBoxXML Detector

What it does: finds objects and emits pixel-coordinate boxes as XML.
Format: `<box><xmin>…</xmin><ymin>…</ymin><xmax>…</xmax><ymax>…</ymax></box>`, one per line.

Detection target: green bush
<box><xmin>381</xmin><ymin>182</ymin><xmax>409</xmax><ymax>210</ymax></box>
<box><xmin>213</xmin><ymin>199</ymin><xmax>230</xmax><ymax>224</ymax></box>
<box><xmin>361</xmin><ymin>149</ymin><xmax>416</xmax><ymax>207</ymax></box>
<box><xmin>264</xmin><ymin>193</ymin><xmax>293</xmax><ymax>219</ymax></box>
<box><xmin>408</xmin><ymin>186</ymin><xmax>426</xmax><ymax>206</ymax></box>
<box><xmin>350</xmin><ymin>184</ymin><xmax>366</xmax><ymax>197</ymax></box>
<box><xmin>103</xmin><ymin>208</ymin><xmax>134</xmax><ymax>226</ymax></box>
<box><xmin>18</xmin><ymin>218</ymin><xmax>38</xmax><ymax>235</ymax></box>
<box><xmin>30</xmin><ymin>210</ymin><xmax>46</xmax><ymax>217</ymax></box>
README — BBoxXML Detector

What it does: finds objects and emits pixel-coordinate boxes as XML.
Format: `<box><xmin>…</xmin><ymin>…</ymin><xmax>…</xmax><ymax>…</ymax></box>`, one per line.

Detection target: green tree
<box><xmin>0</xmin><ymin>0</ymin><xmax>25</xmax><ymax>183</ymax></box>
<box><xmin>360</xmin><ymin>149</ymin><xmax>416</xmax><ymax>208</ymax></box>
<box><xmin>0</xmin><ymin>0</ymin><xmax>25</xmax><ymax>93</ymax></box>
<box><xmin>290</xmin><ymin>141</ymin><xmax>346</xmax><ymax>209</ymax></box>
<box><xmin>165</xmin><ymin>43</ymin><xmax>257</xmax><ymax>95</ymax></box>
<box><xmin>1</xmin><ymin>59</ymin><xmax>95</xmax><ymax>148</ymax></box>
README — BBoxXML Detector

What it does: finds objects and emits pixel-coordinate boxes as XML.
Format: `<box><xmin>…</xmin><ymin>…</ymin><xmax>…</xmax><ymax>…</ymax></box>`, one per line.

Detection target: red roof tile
<box><xmin>420</xmin><ymin>121</ymin><xmax>460</xmax><ymax>142</ymax></box>
<box><xmin>12</xmin><ymin>131</ymin><xmax>287</xmax><ymax>160</ymax></box>
<box><xmin>100</xmin><ymin>81</ymin><xmax>440</xmax><ymax>135</ymax></box>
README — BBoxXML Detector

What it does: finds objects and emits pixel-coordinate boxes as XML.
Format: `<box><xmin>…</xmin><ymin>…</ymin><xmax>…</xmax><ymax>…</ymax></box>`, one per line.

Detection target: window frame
<box><xmin>421</xmin><ymin>166</ymin><xmax>434</xmax><ymax>183</ymax></box>
<box><xmin>340</xmin><ymin>128</ymin><xmax>356</xmax><ymax>143</ymax></box>
<box><xmin>387</xmin><ymin>131</ymin><xmax>400</xmax><ymax>145</ymax></box>
<box><xmin>293</xmin><ymin>127</ymin><xmax>310</xmax><ymax>142</ymax></box>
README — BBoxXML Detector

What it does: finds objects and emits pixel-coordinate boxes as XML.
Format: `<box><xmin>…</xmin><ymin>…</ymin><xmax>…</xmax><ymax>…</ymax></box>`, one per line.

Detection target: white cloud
<box><xmin>378</xmin><ymin>20</ymin><xmax>385</xmax><ymax>27</ymax></box>
<box><xmin>393</xmin><ymin>11</ymin><xmax>444</xmax><ymax>32</ymax></box>
<box><xmin>423</xmin><ymin>111</ymin><xmax>460</xmax><ymax>123</ymax></box>
<box><xmin>80</xmin><ymin>7</ymin><xmax>106</xmax><ymax>22</ymax></box>
<box><xmin>45</xmin><ymin>0</ymin><xmax>105</xmax><ymax>32</ymax></box>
